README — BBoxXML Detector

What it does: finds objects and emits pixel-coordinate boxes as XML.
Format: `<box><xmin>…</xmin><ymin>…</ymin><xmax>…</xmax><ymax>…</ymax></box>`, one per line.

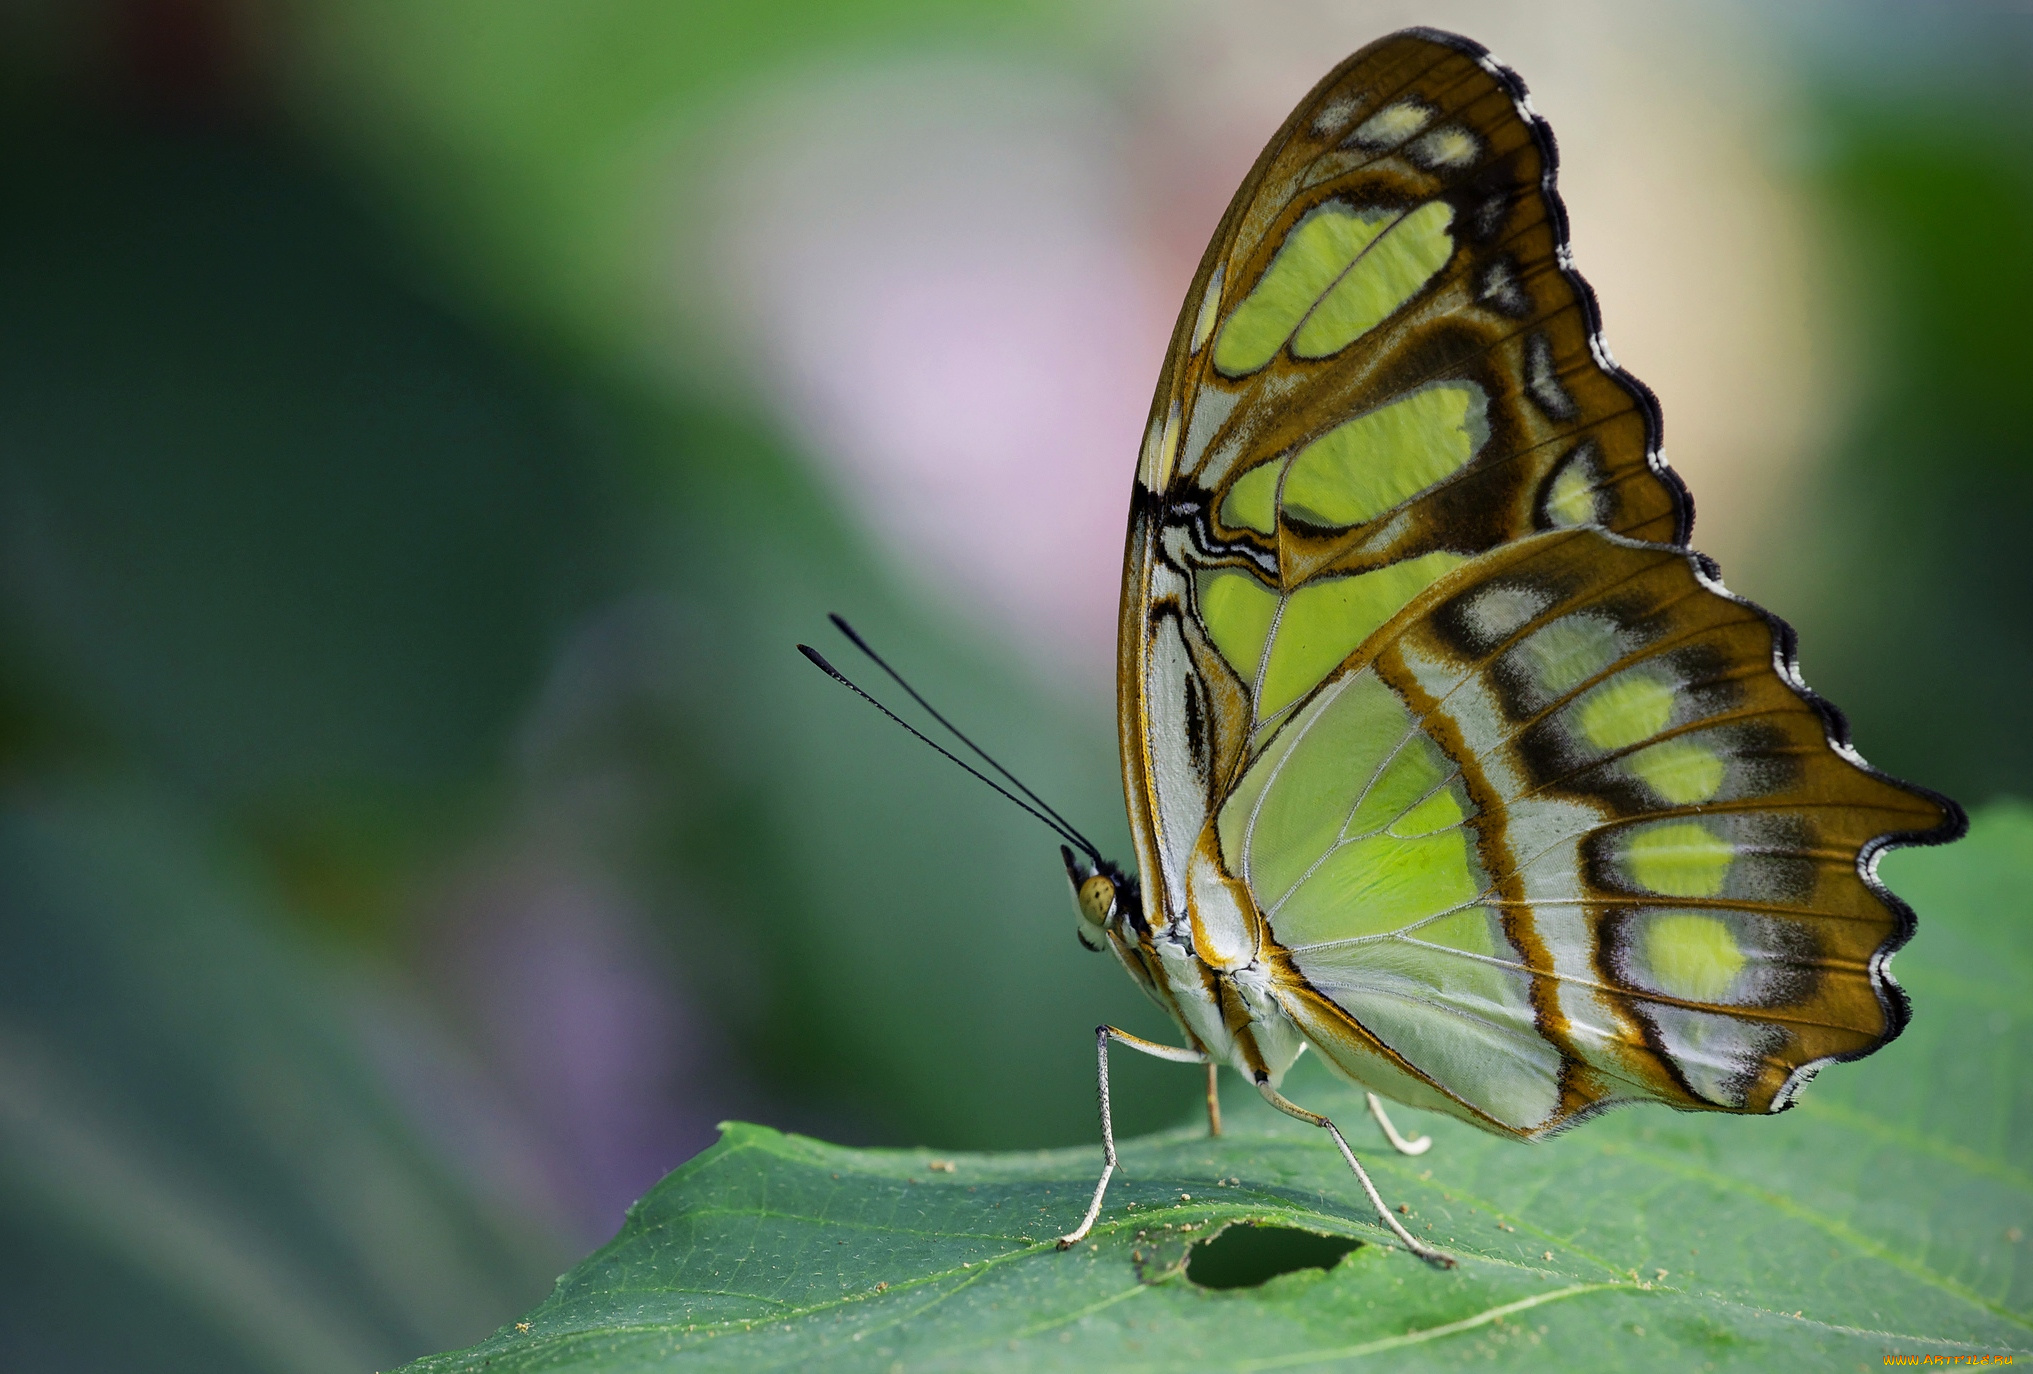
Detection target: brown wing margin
<box><xmin>1687</xmin><ymin>546</ymin><xmax>1966</xmax><ymax>1075</ymax></box>
<box><xmin>1402</xmin><ymin>25</ymin><xmax>1692</xmax><ymax>546</ymax></box>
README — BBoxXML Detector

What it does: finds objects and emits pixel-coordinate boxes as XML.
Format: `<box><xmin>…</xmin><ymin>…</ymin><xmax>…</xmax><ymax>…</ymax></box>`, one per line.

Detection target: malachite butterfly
<box><xmin>805</xmin><ymin>25</ymin><xmax>1963</xmax><ymax>1267</ymax></box>
<box><xmin>1041</xmin><ymin>26</ymin><xmax>1963</xmax><ymax>1265</ymax></box>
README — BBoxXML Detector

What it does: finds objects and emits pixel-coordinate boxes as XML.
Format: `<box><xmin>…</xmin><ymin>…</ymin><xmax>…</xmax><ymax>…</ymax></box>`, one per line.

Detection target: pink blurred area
<box><xmin>696</xmin><ymin>62</ymin><xmax>1182</xmax><ymax>668</ymax></box>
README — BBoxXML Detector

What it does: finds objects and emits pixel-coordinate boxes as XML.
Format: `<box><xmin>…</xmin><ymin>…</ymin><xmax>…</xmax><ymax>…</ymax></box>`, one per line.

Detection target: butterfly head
<box><xmin>1060</xmin><ymin>845</ymin><xmax>1141</xmax><ymax>953</ymax></box>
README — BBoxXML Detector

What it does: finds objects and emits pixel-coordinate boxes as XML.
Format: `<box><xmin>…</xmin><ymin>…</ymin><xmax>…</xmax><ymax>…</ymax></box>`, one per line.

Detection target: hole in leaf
<box><xmin>1185</xmin><ymin>1223</ymin><xmax>1361</xmax><ymax>1289</ymax></box>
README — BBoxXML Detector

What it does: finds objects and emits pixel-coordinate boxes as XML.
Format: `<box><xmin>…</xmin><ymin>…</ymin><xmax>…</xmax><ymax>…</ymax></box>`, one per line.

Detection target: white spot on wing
<box><xmin>1477</xmin><ymin>258</ymin><xmax>1530</xmax><ymax>316</ymax></box>
<box><xmin>1310</xmin><ymin>95</ymin><xmax>1359</xmax><ymax>138</ymax></box>
<box><xmin>1408</xmin><ymin>126</ymin><xmax>1480</xmax><ymax>170</ymax></box>
<box><xmin>1190</xmin><ymin>264</ymin><xmax>1225</xmax><ymax>356</ymax></box>
<box><xmin>1464</xmin><ymin>584</ymin><xmax>1554</xmax><ymax>644</ymax></box>
<box><xmin>1150</xmin><ymin>398</ymin><xmax>1182</xmax><ymax>489</ymax></box>
<box><xmin>1525</xmin><ymin>333</ymin><xmax>1578</xmax><ymax>420</ymax></box>
<box><xmin>1350</xmin><ymin>99</ymin><xmax>1432</xmax><ymax>149</ymax></box>
<box><xmin>1181</xmin><ymin>386</ymin><xmax>1242</xmax><ymax>488</ymax></box>
<box><xmin>1137</xmin><ymin>411</ymin><xmax>1165</xmax><ymax>488</ymax></box>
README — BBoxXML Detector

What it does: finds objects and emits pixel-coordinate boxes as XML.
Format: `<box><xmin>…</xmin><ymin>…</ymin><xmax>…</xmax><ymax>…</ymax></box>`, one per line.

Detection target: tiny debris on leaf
<box><xmin>928</xmin><ymin>1159</ymin><xmax>955</xmax><ymax>1172</ymax></box>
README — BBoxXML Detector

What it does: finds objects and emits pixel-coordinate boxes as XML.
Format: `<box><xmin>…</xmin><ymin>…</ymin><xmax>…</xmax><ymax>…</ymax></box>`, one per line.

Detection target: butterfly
<box><xmin>801</xmin><ymin>25</ymin><xmax>1963</xmax><ymax>1267</ymax></box>
<box><xmin>1032</xmin><ymin>26</ymin><xmax>1965</xmax><ymax>1266</ymax></box>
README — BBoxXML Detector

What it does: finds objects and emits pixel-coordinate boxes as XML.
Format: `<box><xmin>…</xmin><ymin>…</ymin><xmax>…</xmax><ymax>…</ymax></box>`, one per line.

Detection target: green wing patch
<box><xmin>1212</xmin><ymin>201</ymin><xmax>1458</xmax><ymax>375</ymax></box>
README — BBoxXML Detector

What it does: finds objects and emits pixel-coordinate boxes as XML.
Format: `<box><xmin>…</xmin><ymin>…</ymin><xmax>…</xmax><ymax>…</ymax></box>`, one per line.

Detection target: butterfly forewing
<box><xmin>1120</xmin><ymin>28</ymin><xmax>1958</xmax><ymax>1137</ymax></box>
<box><xmin>1125</xmin><ymin>31</ymin><xmax>1692</xmax><ymax>895</ymax></box>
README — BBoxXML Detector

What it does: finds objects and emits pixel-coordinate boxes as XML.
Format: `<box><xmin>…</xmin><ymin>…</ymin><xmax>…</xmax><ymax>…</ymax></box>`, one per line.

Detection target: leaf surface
<box><xmin>401</xmin><ymin>804</ymin><xmax>2033</xmax><ymax>1371</ymax></box>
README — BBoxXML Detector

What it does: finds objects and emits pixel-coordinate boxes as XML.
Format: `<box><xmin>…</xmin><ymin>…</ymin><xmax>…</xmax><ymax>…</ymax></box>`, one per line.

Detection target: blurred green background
<box><xmin>0</xmin><ymin>1</ymin><xmax>2024</xmax><ymax>1369</ymax></box>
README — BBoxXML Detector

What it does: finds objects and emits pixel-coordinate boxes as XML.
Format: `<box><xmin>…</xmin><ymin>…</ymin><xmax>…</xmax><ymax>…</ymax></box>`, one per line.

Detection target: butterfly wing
<box><xmin>1120</xmin><ymin>28</ymin><xmax>1960</xmax><ymax>1135</ymax></box>
<box><xmin>1123</xmin><ymin>28</ymin><xmax>1687</xmax><ymax>916</ymax></box>
<box><xmin>1232</xmin><ymin>529</ymin><xmax>1956</xmax><ymax>1134</ymax></box>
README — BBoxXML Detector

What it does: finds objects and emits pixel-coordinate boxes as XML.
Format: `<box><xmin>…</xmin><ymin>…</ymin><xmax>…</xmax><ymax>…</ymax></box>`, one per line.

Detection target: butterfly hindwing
<box><xmin>1223</xmin><ymin>529</ymin><xmax>1950</xmax><ymax>1135</ymax></box>
<box><xmin>1120</xmin><ymin>28</ymin><xmax>1959</xmax><ymax>1137</ymax></box>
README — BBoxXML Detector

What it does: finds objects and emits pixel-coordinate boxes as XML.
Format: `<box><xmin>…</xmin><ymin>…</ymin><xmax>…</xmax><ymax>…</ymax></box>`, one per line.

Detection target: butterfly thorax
<box><xmin>1062</xmin><ymin>843</ymin><xmax>1310</xmax><ymax>1089</ymax></box>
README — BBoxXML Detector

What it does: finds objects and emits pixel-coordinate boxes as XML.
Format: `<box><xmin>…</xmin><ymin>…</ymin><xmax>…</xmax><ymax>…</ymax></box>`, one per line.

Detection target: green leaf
<box><xmin>401</xmin><ymin>804</ymin><xmax>2032</xmax><ymax>1371</ymax></box>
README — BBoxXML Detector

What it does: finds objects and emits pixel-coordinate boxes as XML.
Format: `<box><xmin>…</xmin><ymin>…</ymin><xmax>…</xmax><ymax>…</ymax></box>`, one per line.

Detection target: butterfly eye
<box><xmin>1073</xmin><ymin>874</ymin><xmax>1116</xmax><ymax>952</ymax></box>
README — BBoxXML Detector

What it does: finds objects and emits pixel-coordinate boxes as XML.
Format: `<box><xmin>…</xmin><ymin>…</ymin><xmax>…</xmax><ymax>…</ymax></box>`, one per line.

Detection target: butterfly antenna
<box><xmin>825</xmin><ymin>614</ymin><xmax>1104</xmax><ymax>858</ymax></box>
<box><xmin>797</xmin><ymin>643</ymin><xmax>1106</xmax><ymax>865</ymax></box>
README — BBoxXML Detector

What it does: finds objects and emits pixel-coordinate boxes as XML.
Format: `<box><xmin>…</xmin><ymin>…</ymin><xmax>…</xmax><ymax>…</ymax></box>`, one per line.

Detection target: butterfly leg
<box><xmin>1056</xmin><ymin>1025</ymin><xmax>1207</xmax><ymax>1249</ymax></box>
<box><xmin>1255</xmin><ymin>1076</ymin><xmax>1455</xmax><ymax>1268</ymax></box>
<box><xmin>1205</xmin><ymin>1063</ymin><xmax>1223</xmax><ymax>1137</ymax></box>
<box><xmin>1366</xmin><ymin>1092</ymin><xmax>1431</xmax><ymax>1156</ymax></box>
